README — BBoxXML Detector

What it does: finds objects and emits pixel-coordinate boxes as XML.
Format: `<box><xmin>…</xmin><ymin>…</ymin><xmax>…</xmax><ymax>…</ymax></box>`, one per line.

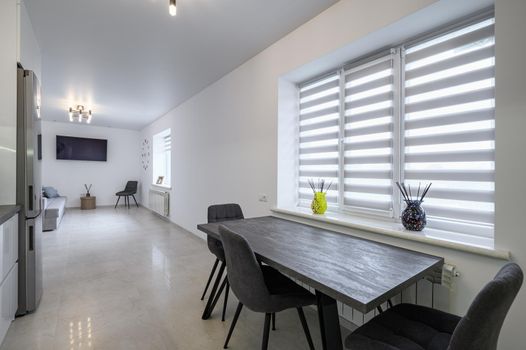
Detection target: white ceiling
<box><xmin>25</xmin><ymin>0</ymin><xmax>338</xmax><ymax>129</ymax></box>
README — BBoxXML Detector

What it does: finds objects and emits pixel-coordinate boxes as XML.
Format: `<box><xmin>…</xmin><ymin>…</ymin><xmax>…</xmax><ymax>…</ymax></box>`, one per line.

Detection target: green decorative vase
<box><xmin>311</xmin><ymin>192</ymin><xmax>327</xmax><ymax>214</ymax></box>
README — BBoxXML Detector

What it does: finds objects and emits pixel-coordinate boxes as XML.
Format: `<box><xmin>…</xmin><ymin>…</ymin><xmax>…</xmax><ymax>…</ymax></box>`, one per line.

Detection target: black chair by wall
<box><xmin>114</xmin><ymin>181</ymin><xmax>139</xmax><ymax>209</ymax></box>
<box><xmin>201</xmin><ymin>204</ymin><xmax>245</xmax><ymax>321</ymax></box>
<box><xmin>219</xmin><ymin>225</ymin><xmax>316</xmax><ymax>350</ymax></box>
<box><xmin>345</xmin><ymin>262</ymin><xmax>523</xmax><ymax>350</ymax></box>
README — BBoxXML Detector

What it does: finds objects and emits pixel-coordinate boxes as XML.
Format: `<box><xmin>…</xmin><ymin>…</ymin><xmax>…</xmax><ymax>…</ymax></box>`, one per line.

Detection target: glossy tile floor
<box><xmin>1</xmin><ymin>207</ymin><xmax>334</xmax><ymax>349</ymax></box>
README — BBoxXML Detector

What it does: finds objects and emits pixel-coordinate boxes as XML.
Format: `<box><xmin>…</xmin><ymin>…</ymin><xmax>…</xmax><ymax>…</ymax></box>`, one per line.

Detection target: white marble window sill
<box><xmin>271</xmin><ymin>207</ymin><xmax>509</xmax><ymax>260</ymax></box>
<box><xmin>151</xmin><ymin>184</ymin><xmax>172</xmax><ymax>190</ymax></box>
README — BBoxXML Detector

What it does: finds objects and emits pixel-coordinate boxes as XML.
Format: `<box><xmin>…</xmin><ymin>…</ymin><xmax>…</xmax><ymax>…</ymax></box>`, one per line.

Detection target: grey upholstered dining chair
<box><xmin>200</xmin><ymin>204</ymin><xmax>244</xmax><ymax>321</ymax></box>
<box><xmin>219</xmin><ymin>225</ymin><xmax>316</xmax><ymax>350</ymax></box>
<box><xmin>345</xmin><ymin>262</ymin><xmax>523</xmax><ymax>350</ymax></box>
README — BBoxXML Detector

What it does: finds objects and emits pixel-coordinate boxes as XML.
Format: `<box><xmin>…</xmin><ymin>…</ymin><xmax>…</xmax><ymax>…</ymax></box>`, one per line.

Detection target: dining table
<box><xmin>197</xmin><ymin>216</ymin><xmax>444</xmax><ymax>350</ymax></box>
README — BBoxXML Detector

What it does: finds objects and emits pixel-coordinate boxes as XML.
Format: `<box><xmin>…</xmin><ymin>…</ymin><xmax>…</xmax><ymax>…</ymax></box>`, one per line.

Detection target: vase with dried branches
<box><xmin>84</xmin><ymin>184</ymin><xmax>92</xmax><ymax>197</ymax></box>
<box><xmin>396</xmin><ymin>182</ymin><xmax>431</xmax><ymax>231</ymax></box>
<box><xmin>308</xmin><ymin>179</ymin><xmax>332</xmax><ymax>215</ymax></box>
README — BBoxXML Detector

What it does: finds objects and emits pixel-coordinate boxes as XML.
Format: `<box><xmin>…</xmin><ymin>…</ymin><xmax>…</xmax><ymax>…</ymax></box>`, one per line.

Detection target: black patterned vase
<box><xmin>401</xmin><ymin>200</ymin><xmax>426</xmax><ymax>231</ymax></box>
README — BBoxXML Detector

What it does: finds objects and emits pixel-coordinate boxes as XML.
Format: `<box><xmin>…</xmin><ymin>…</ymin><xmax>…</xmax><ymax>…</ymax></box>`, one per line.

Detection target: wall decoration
<box><xmin>141</xmin><ymin>139</ymin><xmax>151</xmax><ymax>170</ymax></box>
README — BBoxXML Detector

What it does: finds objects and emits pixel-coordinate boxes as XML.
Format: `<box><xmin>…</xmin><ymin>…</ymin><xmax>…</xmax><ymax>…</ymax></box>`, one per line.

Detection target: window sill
<box><xmin>271</xmin><ymin>207</ymin><xmax>510</xmax><ymax>260</ymax></box>
<box><xmin>151</xmin><ymin>184</ymin><xmax>172</xmax><ymax>190</ymax></box>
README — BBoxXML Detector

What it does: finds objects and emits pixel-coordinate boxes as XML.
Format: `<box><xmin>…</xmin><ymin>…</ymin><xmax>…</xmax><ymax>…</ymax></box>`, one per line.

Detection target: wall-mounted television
<box><xmin>56</xmin><ymin>135</ymin><xmax>107</xmax><ymax>161</ymax></box>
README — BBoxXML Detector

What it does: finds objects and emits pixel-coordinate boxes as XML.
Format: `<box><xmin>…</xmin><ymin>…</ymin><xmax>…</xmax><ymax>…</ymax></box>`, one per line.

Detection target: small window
<box><xmin>152</xmin><ymin>129</ymin><xmax>171</xmax><ymax>187</ymax></box>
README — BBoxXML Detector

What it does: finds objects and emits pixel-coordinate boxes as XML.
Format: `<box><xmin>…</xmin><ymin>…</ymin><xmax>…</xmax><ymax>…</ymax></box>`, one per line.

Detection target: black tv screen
<box><xmin>56</xmin><ymin>135</ymin><xmax>107</xmax><ymax>161</ymax></box>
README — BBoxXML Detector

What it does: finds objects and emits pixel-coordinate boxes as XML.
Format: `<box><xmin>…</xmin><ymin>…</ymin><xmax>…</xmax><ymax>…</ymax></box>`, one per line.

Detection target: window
<box><xmin>152</xmin><ymin>129</ymin><xmax>171</xmax><ymax>187</ymax></box>
<box><xmin>297</xmin><ymin>14</ymin><xmax>495</xmax><ymax>242</ymax></box>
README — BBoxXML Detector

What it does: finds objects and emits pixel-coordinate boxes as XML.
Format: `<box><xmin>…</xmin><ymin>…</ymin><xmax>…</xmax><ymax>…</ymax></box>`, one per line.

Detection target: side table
<box><xmin>80</xmin><ymin>196</ymin><xmax>96</xmax><ymax>210</ymax></box>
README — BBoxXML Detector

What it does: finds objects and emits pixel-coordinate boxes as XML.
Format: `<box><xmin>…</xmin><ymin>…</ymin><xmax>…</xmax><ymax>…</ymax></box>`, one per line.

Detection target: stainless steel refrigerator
<box><xmin>16</xmin><ymin>67</ymin><xmax>43</xmax><ymax>315</ymax></box>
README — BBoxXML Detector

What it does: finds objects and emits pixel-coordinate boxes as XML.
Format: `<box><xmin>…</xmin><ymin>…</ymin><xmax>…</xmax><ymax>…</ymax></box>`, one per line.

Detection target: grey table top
<box><xmin>198</xmin><ymin>216</ymin><xmax>444</xmax><ymax>313</ymax></box>
<box><xmin>0</xmin><ymin>205</ymin><xmax>20</xmax><ymax>226</ymax></box>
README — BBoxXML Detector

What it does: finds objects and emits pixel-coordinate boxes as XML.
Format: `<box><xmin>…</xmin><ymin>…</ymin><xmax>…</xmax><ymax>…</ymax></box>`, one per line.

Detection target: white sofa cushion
<box><xmin>44</xmin><ymin>196</ymin><xmax>66</xmax><ymax>219</ymax></box>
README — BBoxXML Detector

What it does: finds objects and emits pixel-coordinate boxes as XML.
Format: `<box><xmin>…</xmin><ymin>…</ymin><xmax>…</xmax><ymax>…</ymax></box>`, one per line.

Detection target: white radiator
<box><xmin>149</xmin><ymin>189</ymin><xmax>170</xmax><ymax>217</ymax></box>
<box><xmin>294</xmin><ymin>268</ymin><xmax>450</xmax><ymax>328</ymax></box>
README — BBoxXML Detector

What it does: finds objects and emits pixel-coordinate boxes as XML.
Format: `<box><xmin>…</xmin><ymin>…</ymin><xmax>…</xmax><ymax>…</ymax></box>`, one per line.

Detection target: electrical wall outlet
<box><xmin>441</xmin><ymin>263</ymin><xmax>460</xmax><ymax>291</ymax></box>
<box><xmin>258</xmin><ymin>194</ymin><xmax>268</xmax><ymax>202</ymax></box>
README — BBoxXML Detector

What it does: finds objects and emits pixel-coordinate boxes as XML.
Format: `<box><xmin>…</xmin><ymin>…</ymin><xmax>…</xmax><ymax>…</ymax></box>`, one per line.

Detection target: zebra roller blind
<box><xmin>296</xmin><ymin>13</ymin><xmax>495</xmax><ymax>246</ymax></box>
<box><xmin>403</xmin><ymin>17</ymin><xmax>495</xmax><ymax>243</ymax></box>
<box><xmin>298</xmin><ymin>73</ymin><xmax>341</xmax><ymax>208</ymax></box>
<box><xmin>343</xmin><ymin>53</ymin><xmax>396</xmax><ymax>215</ymax></box>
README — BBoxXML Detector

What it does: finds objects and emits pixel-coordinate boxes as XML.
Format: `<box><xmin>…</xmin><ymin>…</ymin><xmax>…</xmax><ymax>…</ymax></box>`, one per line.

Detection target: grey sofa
<box><xmin>43</xmin><ymin>196</ymin><xmax>66</xmax><ymax>231</ymax></box>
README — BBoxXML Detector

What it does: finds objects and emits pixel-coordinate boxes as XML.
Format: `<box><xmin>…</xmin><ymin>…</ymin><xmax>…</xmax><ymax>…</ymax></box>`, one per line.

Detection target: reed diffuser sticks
<box><xmin>396</xmin><ymin>182</ymin><xmax>431</xmax><ymax>203</ymax></box>
<box><xmin>308</xmin><ymin>178</ymin><xmax>332</xmax><ymax>194</ymax></box>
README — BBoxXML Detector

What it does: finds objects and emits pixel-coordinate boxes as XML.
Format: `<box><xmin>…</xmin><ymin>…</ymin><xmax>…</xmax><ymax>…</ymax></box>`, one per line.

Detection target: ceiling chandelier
<box><xmin>68</xmin><ymin>105</ymin><xmax>92</xmax><ymax>123</ymax></box>
<box><xmin>169</xmin><ymin>0</ymin><xmax>177</xmax><ymax>16</ymax></box>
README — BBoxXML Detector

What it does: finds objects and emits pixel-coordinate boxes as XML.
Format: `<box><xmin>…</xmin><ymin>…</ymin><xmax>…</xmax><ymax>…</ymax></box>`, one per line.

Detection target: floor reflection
<box><xmin>69</xmin><ymin>317</ymin><xmax>92</xmax><ymax>349</ymax></box>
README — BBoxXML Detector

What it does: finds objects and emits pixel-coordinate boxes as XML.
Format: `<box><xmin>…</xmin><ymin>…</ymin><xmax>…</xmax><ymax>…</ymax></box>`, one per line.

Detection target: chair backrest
<box><xmin>207</xmin><ymin>203</ymin><xmax>244</xmax><ymax>223</ymax></box>
<box><xmin>124</xmin><ymin>181</ymin><xmax>138</xmax><ymax>192</ymax></box>
<box><xmin>449</xmin><ymin>263</ymin><xmax>523</xmax><ymax>350</ymax></box>
<box><xmin>206</xmin><ymin>204</ymin><xmax>244</xmax><ymax>258</ymax></box>
<box><xmin>219</xmin><ymin>225</ymin><xmax>271</xmax><ymax>313</ymax></box>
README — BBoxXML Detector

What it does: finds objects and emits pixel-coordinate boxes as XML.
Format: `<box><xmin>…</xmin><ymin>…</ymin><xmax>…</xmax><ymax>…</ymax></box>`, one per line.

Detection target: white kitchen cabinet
<box><xmin>0</xmin><ymin>264</ymin><xmax>17</xmax><ymax>343</ymax></box>
<box><xmin>0</xmin><ymin>214</ymin><xmax>18</xmax><ymax>345</ymax></box>
<box><xmin>0</xmin><ymin>214</ymin><xmax>18</xmax><ymax>283</ymax></box>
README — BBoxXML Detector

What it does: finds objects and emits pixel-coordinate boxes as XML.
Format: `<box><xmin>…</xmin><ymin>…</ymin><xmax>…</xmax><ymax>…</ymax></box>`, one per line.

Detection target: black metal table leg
<box><xmin>316</xmin><ymin>290</ymin><xmax>343</xmax><ymax>350</ymax></box>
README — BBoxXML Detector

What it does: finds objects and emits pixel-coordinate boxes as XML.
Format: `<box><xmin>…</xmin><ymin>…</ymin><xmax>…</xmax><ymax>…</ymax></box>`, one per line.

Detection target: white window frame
<box><xmin>152</xmin><ymin>128</ymin><xmax>172</xmax><ymax>188</ymax></box>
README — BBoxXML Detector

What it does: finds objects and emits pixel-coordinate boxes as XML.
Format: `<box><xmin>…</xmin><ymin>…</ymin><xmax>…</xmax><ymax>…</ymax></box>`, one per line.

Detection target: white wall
<box><xmin>139</xmin><ymin>0</ymin><xmax>526</xmax><ymax>348</ymax></box>
<box><xmin>494</xmin><ymin>0</ymin><xmax>526</xmax><ymax>344</ymax></box>
<box><xmin>42</xmin><ymin>121</ymin><xmax>140</xmax><ymax>208</ymax></box>
<box><xmin>0</xmin><ymin>0</ymin><xmax>42</xmax><ymax>206</ymax></box>
<box><xmin>17</xmin><ymin>0</ymin><xmax>42</xmax><ymax>79</ymax></box>
<box><xmin>0</xmin><ymin>0</ymin><xmax>19</xmax><ymax>205</ymax></box>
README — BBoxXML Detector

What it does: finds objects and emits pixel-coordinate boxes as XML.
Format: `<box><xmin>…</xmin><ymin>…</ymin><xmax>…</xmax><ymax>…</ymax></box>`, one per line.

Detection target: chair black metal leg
<box><xmin>201</xmin><ymin>258</ymin><xmax>219</xmax><ymax>300</ymax></box>
<box><xmin>222</xmin><ymin>279</ymin><xmax>230</xmax><ymax>322</ymax></box>
<box><xmin>114</xmin><ymin>196</ymin><xmax>120</xmax><ymax>208</ymax></box>
<box><xmin>271</xmin><ymin>313</ymin><xmax>276</xmax><ymax>330</ymax></box>
<box><xmin>132</xmin><ymin>194</ymin><xmax>139</xmax><ymax>207</ymax></box>
<box><xmin>126</xmin><ymin>196</ymin><xmax>130</xmax><ymax>208</ymax></box>
<box><xmin>297</xmin><ymin>307</ymin><xmax>315</xmax><ymax>350</ymax></box>
<box><xmin>261</xmin><ymin>313</ymin><xmax>272</xmax><ymax>350</ymax></box>
<box><xmin>223</xmin><ymin>302</ymin><xmax>243</xmax><ymax>349</ymax></box>
<box><xmin>206</xmin><ymin>276</ymin><xmax>227</xmax><ymax>319</ymax></box>
<box><xmin>202</xmin><ymin>261</ymin><xmax>226</xmax><ymax>319</ymax></box>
